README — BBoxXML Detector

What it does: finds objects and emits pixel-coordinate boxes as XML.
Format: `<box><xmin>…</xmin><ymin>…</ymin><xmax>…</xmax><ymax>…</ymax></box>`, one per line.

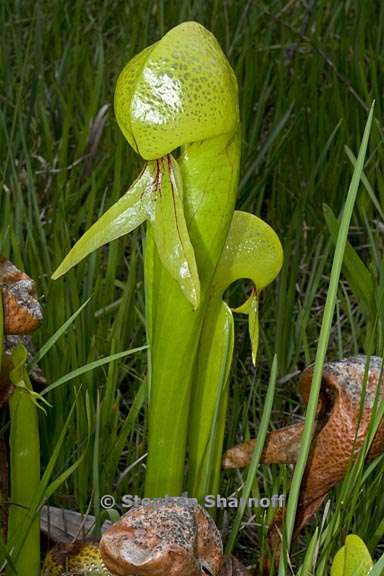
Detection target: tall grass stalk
<box><xmin>225</xmin><ymin>353</ymin><xmax>278</xmax><ymax>554</ymax></box>
<box><xmin>279</xmin><ymin>103</ymin><xmax>375</xmax><ymax>574</ymax></box>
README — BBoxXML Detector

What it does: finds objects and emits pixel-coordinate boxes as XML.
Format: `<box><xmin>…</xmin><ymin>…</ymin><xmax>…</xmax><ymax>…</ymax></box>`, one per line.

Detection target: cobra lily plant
<box><xmin>52</xmin><ymin>21</ymin><xmax>283</xmax><ymax>498</ymax></box>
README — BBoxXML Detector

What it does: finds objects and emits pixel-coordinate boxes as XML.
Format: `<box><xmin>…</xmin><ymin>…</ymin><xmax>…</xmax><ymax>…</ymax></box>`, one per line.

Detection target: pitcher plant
<box><xmin>52</xmin><ymin>22</ymin><xmax>283</xmax><ymax>498</ymax></box>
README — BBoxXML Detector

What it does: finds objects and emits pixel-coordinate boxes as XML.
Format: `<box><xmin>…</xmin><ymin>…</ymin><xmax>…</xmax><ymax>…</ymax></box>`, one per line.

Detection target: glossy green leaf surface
<box><xmin>52</xmin><ymin>167</ymin><xmax>151</xmax><ymax>279</ymax></box>
<box><xmin>146</xmin><ymin>155</ymin><xmax>200</xmax><ymax>308</ymax></box>
<box><xmin>115</xmin><ymin>21</ymin><xmax>238</xmax><ymax>160</ymax></box>
<box><xmin>215</xmin><ymin>210</ymin><xmax>282</xmax><ymax>363</ymax></box>
<box><xmin>331</xmin><ymin>535</ymin><xmax>373</xmax><ymax>576</ymax></box>
<box><xmin>52</xmin><ymin>154</ymin><xmax>200</xmax><ymax>307</ymax></box>
<box><xmin>248</xmin><ymin>292</ymin><xmax>259</xmax><ymax>365</ymax></box>
<box><xmin>233</xmin><ymin>290</ymin><xmax>259</xmax><ymax>365</ymax></box>
<box><xmin>213</xmin><ymin>210</ymin><xmax>283</xmax><ymax>296</ymax></box>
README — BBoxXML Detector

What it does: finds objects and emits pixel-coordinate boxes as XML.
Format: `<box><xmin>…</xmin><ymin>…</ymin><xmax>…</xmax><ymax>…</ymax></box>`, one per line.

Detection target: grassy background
<box><xmin>1</xmin><ymin>0</ymin><xmax>383</xmax><ymax>573</ymax></box>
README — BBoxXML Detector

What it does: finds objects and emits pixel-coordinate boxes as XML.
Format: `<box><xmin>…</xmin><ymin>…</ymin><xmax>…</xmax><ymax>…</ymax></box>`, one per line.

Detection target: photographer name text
<box><xmin>100</xmin><ymin>493</ymin><xmax>285</xmax><ymax>510</ymax></box>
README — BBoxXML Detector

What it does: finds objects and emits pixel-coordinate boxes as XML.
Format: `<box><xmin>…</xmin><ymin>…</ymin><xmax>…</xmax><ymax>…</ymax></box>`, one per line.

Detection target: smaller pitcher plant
<box><xmin>331</xmin><ymin>535</ymin><xmax>373</xmax><ymax>576</ymax></box>
<box><xmin>0</xmin><ymin>257</ymin><xmax>44</xmax><ymax>575</ymax></box>
<box><xmin>53</xmin><ymin>22</ymin><xmax>283</xmax><ymax>498</ymax></box>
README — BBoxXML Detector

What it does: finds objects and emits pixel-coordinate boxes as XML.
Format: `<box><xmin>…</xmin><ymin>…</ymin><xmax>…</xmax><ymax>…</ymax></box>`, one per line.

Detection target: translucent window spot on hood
<box><xmin>143</xmin><ymin>68</ymin><xmax>182</xmax><ymax>112</ymax></box>
<box><xmin>132</xmin><ymin>96</ymin><xmax>164</xmax><ymax>126</ymax></box>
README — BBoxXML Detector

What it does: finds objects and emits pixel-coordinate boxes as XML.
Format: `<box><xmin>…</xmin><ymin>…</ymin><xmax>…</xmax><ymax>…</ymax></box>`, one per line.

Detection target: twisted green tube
<box><xmin>188</xmin><ymin>212</ymin><xmax>283</xmax><ymax>498</ymax></box>
<box><xmin>127</xmin><ymin>23</ymin><xmax>241</xmax><ymax>495</ymax></box>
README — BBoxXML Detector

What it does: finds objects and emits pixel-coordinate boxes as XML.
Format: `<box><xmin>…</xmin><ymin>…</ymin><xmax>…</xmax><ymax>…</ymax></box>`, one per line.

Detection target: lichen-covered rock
<box><xmin>42</xmin><ymin>502</ymin><xmax>250</xmax><ymax>576</ymax></box>
<box><xmin>100</xmin><ymin>499</ymin><xmax>223</xmax><ymax>576</ymax></box>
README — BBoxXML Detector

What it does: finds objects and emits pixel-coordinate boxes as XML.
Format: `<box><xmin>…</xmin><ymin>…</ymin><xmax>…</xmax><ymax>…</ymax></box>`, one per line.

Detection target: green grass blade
<box><xmin>369</xmin><ymin>552</ymin><xmax>384</xmax><ymax>576</ymax></box>
<box><xmin>41</xmin><ymin>346</ymin><xmax>148</xmax><ymax>395</ymax></box>
<box><xmin>225</xmin><ymin>354</ymin><xmax>278</xmax><ymax>554</ymax></box>
<box><xmin>29</xmin><ymin>297</ymin><xmax>92</xmax><ymax>368</ymax></box>
<box><xmin>278</xmin><ymin>102</ymin><xmax>375</xmax><ymax>575</ymax></box>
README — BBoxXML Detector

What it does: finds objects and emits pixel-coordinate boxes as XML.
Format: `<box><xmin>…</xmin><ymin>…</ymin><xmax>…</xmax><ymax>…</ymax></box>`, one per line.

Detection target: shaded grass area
<box><xmin>0</xmin><ymin>0</ymin><xmax>383</xmax><ymax>573</ymax></box>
